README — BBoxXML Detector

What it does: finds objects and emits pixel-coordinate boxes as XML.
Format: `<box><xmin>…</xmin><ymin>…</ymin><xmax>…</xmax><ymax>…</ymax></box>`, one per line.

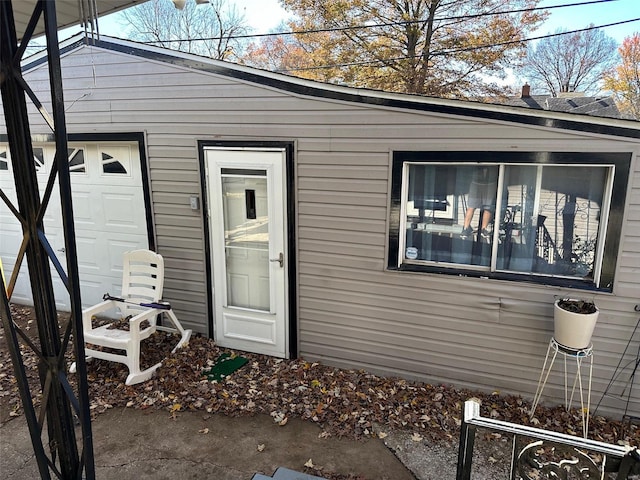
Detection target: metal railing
<box><xmin>456</xmin><ymin>399</ymin><xmax>639</xmax><ymax>480</ymax></box>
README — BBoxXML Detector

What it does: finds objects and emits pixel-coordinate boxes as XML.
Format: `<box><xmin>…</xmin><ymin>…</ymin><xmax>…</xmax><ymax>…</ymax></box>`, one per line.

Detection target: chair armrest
<box><xmin>128</xmin><ymin>308</ymin><xmax>161</xmax><ymax>325</ymax></box>
<box><xmin>127</xmin><ymin>308</ymin><xmax>162</xmax><ymax>341</ymax></box>
<box><xmin>81</xmin><ymin>300</ymin><xmax>118</xmax><ymax>332</ymax></box>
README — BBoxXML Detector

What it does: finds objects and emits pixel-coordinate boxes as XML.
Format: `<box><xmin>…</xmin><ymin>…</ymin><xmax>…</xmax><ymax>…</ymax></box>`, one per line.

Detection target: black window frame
<box><xmin>388</xmin><ymin>151</ymin><xmax>632</xmax><ymax>292</ymax></box>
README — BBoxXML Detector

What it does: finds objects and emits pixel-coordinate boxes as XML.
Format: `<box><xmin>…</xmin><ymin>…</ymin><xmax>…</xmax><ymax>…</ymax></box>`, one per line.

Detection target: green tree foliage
<box><xmin>603</xmin><ymin>33</ymin><xmax>640</xmax><ymax>120</ymax></box>
<box><xmin>241</xmin><ymin>0</ymin><xmax>547</xmax><ymax>98</ymax></box>
<box><xmin>520</xmin><ymin>26</ymin><xmax>618</xmax><ymax>96</ymax></box>
<box><xmin>119</xmin><ymin>0</ymin><xmax>250</xmax><ymax>60</ymax></box>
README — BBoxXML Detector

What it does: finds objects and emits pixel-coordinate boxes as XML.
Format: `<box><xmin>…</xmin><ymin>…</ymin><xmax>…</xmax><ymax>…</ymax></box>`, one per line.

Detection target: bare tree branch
<box><xmin>520</xmin><ymin>26</ymin><xmax>618</xmax><ymax>96</ymax></box>
<box><xmin>119</xmin><ymin>0</ymin><xmax>250</xmax><ymax>60</ymax></box>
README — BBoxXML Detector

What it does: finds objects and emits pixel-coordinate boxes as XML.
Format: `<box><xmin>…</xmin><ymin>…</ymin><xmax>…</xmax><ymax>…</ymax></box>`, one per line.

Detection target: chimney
<box><xmin>521</xmin><ymin>83</ymin><xmax>531</xmax><ymax>98</ymax></box>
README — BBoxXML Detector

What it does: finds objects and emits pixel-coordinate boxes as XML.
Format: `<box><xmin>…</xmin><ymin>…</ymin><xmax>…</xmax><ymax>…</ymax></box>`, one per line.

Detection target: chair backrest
<box><xmin>120</xmin><ymin>249</ymin><xmax>165</xmax><ymax>315</ymax></box>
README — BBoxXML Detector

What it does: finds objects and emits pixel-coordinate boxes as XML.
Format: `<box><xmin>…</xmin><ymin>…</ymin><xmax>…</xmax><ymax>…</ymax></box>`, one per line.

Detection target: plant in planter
<box><xmin>554</xmin><ymin>298</ymin><xmax>599</xmax><ymax>350</ymax></box>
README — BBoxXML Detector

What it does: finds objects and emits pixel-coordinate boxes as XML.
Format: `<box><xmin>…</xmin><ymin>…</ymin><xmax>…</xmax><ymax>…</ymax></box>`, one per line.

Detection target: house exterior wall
<box><xmin>3</xmin><ymin>42</ymin><xmax>638</xmax><ymax>416</ymax></box>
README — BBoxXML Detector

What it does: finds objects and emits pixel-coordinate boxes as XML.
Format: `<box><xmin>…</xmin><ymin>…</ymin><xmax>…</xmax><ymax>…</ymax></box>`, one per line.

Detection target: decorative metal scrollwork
<box><xmin>516</xmin><ymin>439</ymin><xmax>602</xmax><ymax>480</ymax></box>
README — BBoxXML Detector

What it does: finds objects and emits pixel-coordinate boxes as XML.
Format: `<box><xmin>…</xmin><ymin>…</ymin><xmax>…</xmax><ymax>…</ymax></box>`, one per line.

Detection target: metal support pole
<box><xmin>0</xmin><ymin>0</ymin><xmax>95</xmax><ymax>478</ymax></box>
<box><xmin>0</xmin><ymin>278</ymin><xmax>51</xmax><ymax>478</ymax></box>
<box><xmin>42</xmin><ymin>1</ymin><xmax>96</xmax><ymax>475</ymax></box>
<box><xmin>456</xmin><ymin>402</ymin><xmax>477</xmax><ymax>480</ymax></box>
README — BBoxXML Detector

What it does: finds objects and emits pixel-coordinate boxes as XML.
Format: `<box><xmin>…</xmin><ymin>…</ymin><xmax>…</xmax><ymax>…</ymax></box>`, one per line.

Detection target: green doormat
<box><xmin>203</xmin><ymin>353</ymin><xmax>248</xmax><ymax>382</ymax></box>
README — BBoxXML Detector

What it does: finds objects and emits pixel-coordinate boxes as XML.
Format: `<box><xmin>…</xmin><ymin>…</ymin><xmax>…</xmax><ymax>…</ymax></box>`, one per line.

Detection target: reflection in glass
<box><xmin>33</xmin><ymin>147</ymin><xmax>44</xmax><ymax>172</ymax></box>
<box><xmin>497</xmin><ymin>166</ymin><xmax>538</xmax><ymax>272</ymax></box>
<box><xmin>536</xmin><ymin>166</ymin><xmax>605</xmax><ymax>279</ymax></box>
<box><xmin>68</xmin><ymin>148</ymin><xmax>86</xmax><ymax>173</ymax></box>
<box><xmin>496</xmin><ymin>165</ymin><xmax>606</xmax><ymax>280</ymax></box>
<box><xmin>101</xmin><ymin>152</ymin><xmax>126</xmax><ymax>174</ymax></box>
<box><xmin>405</xmin><ymin>163</ymin><xmax>608</xmax><ymax>281</ymax></box>
<box><xmin>222</xmin><ymin>173</ymin><xmax>270</xmax><ymax>310</ymax></box>
<box><xmin>405</xmin><ymin>164</ymin><xmax>499</xmax><ymax>268</ymax></box>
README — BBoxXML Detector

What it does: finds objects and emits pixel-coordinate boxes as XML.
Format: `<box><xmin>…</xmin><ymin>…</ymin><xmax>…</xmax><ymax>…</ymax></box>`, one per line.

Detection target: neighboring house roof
<box><xmin>23</xmin><ymin>34</ymin><xmax>640</xmax><ymax>139</ymax></box>
<box><xmin>502</xmin><ymin>92</ymin><xmax>624</xmax><ymax>120</ymax></box>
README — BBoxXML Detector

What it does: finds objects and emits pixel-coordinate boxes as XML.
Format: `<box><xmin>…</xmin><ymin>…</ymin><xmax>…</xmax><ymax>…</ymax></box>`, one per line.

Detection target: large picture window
<box><xmin>389</xmin><ymin>152</ymin><xmax>631</xmax><ymax>291</ymax></box>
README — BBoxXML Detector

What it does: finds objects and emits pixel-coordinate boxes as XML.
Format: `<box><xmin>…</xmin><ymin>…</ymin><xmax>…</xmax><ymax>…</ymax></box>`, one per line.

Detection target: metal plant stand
<box><xmin>530</xmin><ymin>337</ymin><xmax>594</xmax><ymax>438</ymax></box>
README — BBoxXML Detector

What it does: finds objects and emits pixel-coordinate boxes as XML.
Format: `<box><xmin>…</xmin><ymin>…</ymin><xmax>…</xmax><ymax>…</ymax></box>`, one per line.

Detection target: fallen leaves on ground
<box><xmin>1</xmin><ymin>304</ymin><xmax>638</xmax><ymax>448</ymax></box>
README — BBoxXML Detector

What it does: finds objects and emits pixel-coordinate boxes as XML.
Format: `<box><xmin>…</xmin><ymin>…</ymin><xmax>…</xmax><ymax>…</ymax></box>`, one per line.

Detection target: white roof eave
<box><xmin>21</xmin><ymin>31</ymin><xmax>640</xmax><ymax>136</ymax></box>
<box><xmin>12</xmin><ymin>0</ymin><xmax>147</xmax><ymax>40</ymax></box>
<box><xmin>83</xmin><ymin>34</ymin><xmax>640</xmax><ymax>134</ymax></box>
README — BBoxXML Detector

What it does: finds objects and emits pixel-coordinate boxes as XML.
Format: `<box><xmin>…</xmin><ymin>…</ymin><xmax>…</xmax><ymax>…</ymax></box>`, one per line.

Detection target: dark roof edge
<box><xmin>23</xmin><ymin>35</ymin><xmax>640</xmax><ymax>140</ymax></box>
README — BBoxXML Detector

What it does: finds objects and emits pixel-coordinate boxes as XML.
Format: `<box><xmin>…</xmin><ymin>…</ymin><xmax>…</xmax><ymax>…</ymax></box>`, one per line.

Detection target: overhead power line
<box><xmin>23</xmin><ymin>0</ymin><xmax>627</xmax><ymax>54</ymax></box>
<box><xmin>141</xmin><ymin>0</ymin><xmax>619</xmax><ymax>44</ymax></box>
<box><xmin>278</xmin><ymin>17</ymin><xmax>639</xmax><ymax>73</ymax></box>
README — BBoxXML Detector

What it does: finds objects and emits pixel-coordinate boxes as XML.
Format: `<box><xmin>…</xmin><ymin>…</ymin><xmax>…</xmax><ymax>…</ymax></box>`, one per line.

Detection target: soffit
<box><xmin>11</xmin><ymin>0</ymin><xmax>146</xmax><ymax>41</ymax></box>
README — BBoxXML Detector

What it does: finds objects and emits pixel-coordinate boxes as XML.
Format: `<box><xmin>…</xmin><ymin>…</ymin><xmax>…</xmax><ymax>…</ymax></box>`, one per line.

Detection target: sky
<box><xmin>89</xmin><ymin>0</ymin><xmax>638</xmax><ymax>44</ymax></box>
<box><xmin>239</xmin><ymin>0</ymin><xmax>638</xmax><ymax>43</ymax></box>
<box><xmin>537</xmin><ymin>0</ymin><xmax>639</xmax><ymax>42</ymax></box>
<box><xmin>42</xmin><ymin>0</ymin><xmax>637</xmax><ymax>73</ymax></box>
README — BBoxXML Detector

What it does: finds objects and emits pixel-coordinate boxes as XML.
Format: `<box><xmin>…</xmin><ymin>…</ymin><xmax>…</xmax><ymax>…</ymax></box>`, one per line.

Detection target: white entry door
<box><xmin>205</xmin><ymin>147</ymin><xmax>288</xmax><ymax>358</ymax></box>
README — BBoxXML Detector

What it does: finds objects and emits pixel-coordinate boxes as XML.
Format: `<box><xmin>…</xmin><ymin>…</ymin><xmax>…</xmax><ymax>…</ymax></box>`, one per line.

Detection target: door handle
<box><xmin>57</xmin><ymin>247</ymin><xmax>65</xmax><ymax>253</ymax></box>
<box><xmin>270</xmin><ymin>252</ymin><xmax>283</xmax><ymax>268</ymax></box>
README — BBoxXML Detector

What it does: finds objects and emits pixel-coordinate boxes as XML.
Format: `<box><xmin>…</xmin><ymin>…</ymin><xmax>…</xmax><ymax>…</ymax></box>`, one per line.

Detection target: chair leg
<box><xmin>124</xmin><ymin>362</ymin><xmax>163</xmax><ymax>386</ymax></box>
<box><xmin>71</xmin><ymin>308</ymin><xmax>191</xmax><ymax>386</ymax></box>
<box><xmin>160</xmin><ymin>309</ymin><xmax>192</xmax><ymax>353</ymax></box>
<box><xmin>124</xmin><ymin>334</ymin><xmax>163</xmax><ymax>386</ymax></box>
<box><xmin>69</xmin><ymin>356</ymin><xmax>92</xmax><ymax>374</ymax></box>
<box><xmin>123</xmin><ymin>310</ymin><xmax>191</xmax><ymax>385</ymax></box>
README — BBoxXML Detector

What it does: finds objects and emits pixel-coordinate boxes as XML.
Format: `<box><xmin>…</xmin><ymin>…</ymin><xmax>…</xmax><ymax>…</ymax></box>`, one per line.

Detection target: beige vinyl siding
<box><xmin>295</xmin><ymin>131</ymin><xmax>639</xmax><ymax>416</ymax></box>
<box><xmin>5</xmin><ymin>43</ymin><xmax>638</xmax><ymax>416</ymax></box>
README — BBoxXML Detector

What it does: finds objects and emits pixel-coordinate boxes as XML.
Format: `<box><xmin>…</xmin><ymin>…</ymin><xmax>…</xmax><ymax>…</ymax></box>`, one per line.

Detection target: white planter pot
<box><xmin>553</xmin><ymin>300</ymin><xmax>599</xmax><ymax>349</ymax></box>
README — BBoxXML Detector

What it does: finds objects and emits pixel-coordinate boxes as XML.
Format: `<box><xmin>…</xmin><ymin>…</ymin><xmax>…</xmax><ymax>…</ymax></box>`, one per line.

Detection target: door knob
<box><xmin>57</xmin><ymin>247</ymin><xmax>65</xmax><ymax>253</ymax></box>
<box><xmin>269</xmin><ymin>252</ymin><xmax>283</xmax><ymax>268</ymax></box>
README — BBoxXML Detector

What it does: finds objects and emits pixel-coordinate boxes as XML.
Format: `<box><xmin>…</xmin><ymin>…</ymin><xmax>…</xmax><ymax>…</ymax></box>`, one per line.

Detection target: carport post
<box><xmin>0</xmin><ymin>0</ymin><xmax>94</xmax><ymax>478</ymax></box>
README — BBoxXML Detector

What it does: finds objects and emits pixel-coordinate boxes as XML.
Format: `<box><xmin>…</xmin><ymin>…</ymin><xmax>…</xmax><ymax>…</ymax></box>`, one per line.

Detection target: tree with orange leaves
<box><xmin>604</xmin><ymin>33</ymin><xmax>640</xmax><ymax>120</ymax></box>
<box><xmin>241</xmin><ymin>0</ymin><xmax>547</xmax><ymax>99</ymax></box>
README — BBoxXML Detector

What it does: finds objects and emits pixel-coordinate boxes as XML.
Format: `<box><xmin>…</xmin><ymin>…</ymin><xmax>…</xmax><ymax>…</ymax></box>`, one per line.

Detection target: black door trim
<box><xmin>198</xmin><ymin>140</ymin><xmax>297</xmax><ymax>358</ymax></box>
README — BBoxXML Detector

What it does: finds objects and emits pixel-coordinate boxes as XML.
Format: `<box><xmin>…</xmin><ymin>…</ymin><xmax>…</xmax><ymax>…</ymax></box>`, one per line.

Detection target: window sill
<box><xmin>389</xmin><ymin>263</ymin><xmax>608</xmax><ymax>292</ymax></box>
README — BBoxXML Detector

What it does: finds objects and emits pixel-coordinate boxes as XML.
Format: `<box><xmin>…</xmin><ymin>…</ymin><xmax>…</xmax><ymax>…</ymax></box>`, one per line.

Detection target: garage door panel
<box><xmin>78</xmin><ymin>277</ymin><xmax>110</xmax><ymax>309</ymax></box>
<box><xmin>1</xmin><ymin>256</ymin><xmax>28</xmax><ymax>293</ymax></box>
<box><xmin>75</xmin><ymin>235</ymin><xmax>105</xmax><ymax>274</ymax></box>
<box><xmin>103</xmin><ymin>191</ymin><xmax>144</xmax><ymax>232</ymax></box>
<box><xmin>0</xmin><ymin>185</ymin><xmax>17</xmax><ymax>204</ymax></box>
<box><xmin>8</xmin><ymin>273</ymin><xmax>32</xmax><ymax>305</ymax></box>
<box><xmin>0</xmin><ymin>141</ymin><xmax>148</xmax><ymax>311</ymax></box>
<box><xmin>75</xmin><ymin>233</ymin><xmax>145</xmax><ymax>275</ymax></box>
<box><xmin>0</xmin><ymin>223</ymin><xmax>23</xmax><ymax>254</ymax></box>
<box><xmin>49</xmin><ymin>274</ymin><xmax>69</xmax><ymax>310</ymax></box>
<box><xmin>0</xmin><ymin>213</ymin><xmax>19</xmax><ymax>233</ymax></box>
<box><xmin>43</xmin><ymin>210</ymin><xmax>63</xmax><ymax>228</ymax></box>
<box><xmin>72</xmin><ymin>189</ymin><xmax>104</xmax><ymax>229</ymax></box>
<box><xmin>106</xmin><ymin>237</ymin><xmax>148</xmax><ymax>275</ymax></box>
<box><xmin>41</xmin><ymin>227</ymin><xmax>66</xmax><ymax>258</ymax></box>
<box><xmin>42</xmin><ymin>185</ymin><xmax>63</xmax><ymax>226</ymax></box>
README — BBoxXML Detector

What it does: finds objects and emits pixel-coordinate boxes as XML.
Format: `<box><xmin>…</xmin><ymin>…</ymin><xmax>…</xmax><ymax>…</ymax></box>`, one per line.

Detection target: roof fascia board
<box><xmin>21</xmin><ymin>35</ymin><xmax>88</xmax><ymax>72</ymax></box>
<box><xmin>21</xmin><ymin>33</ymin><xmax>640</xmax><ymax>140</ymax></box>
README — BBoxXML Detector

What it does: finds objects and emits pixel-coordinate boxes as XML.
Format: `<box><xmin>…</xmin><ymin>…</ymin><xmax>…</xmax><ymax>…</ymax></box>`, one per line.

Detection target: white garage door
<box><xmin>0</xmin><ymin>141</ymin><xmax>149</xmax><ymax>311</ymax></box>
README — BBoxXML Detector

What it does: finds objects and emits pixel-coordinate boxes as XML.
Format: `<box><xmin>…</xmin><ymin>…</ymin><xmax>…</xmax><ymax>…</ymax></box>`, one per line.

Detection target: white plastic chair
<box><xmin>73</xmin><ymin>249</ymin><xmax>192</xmax><ymax>385</ymax></box>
